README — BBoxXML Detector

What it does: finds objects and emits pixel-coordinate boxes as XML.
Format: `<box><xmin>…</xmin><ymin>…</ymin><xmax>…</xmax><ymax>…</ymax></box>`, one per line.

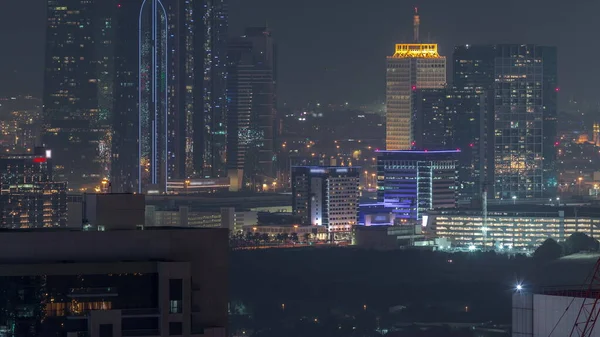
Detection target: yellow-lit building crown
<box><xmin>389</xmin><ymin>44</ymin><xmax>441</xmax><ymax>59</ymax></box>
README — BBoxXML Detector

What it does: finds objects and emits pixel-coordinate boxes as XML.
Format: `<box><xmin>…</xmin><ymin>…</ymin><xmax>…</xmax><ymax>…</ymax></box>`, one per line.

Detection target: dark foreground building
<box><xmin>0</xmin><ymin>227</ymin><xmax>228</xmax><ymax>337</ymax></box>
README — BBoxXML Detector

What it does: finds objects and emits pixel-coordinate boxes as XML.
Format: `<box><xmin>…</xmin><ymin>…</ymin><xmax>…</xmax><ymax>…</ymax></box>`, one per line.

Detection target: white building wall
<box><xmin>512</xmin><ymin>293</ymin><xmax>600</xmax><ymax>337</ymax></box>
<box><xmin>310</xmin><ymin>177</ymin><xmax>323</xmax><ymax>226</ymax></box>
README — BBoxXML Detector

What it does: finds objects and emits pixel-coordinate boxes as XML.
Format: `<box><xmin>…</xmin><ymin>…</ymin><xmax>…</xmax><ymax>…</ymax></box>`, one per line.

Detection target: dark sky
<box><xmin>1</xmin><ymin>0</ymin><xmax>598</xmax><ymax>109</ymax></box>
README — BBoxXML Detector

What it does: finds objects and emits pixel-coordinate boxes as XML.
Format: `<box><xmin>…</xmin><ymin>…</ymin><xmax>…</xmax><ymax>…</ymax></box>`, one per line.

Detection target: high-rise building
<box><xmin>452</xmin><ymin>45</ymin><xmax>495</xmax><ymax>93</ymax></box>
<box><xmin>291</xmin><ymin>166</ymin><xmax>359</xmax><ymax>241</ymax></box>
<box><xmin>111</xmin><ymin>0</ymin><xmax>228</xmax><ymax>193</ymax></box>
<box><xmin>0</xmin><ymin>147</ymin><xmax>67</xmax><ymax>228</ymax></box>
<box><xmin>0</xmin><ymin>226</ymin><xmax>228</xmax><ymax>337</ymax></box>
<box><xmin>43</xmin><ymin>0</ymin><xmax>115</xmax><ymax>191</ymax></box>
<box><xmin>376</xmin><ymin>150</ymin><xmax>459</xmax><ymax>221</ymax></box>
<box><xmin>493</xmin><ymin>45</ymin><xmax>557</xmax><ymax>199</ymax></box>
<box><xmin>227</xmin><ymin>27</ymin><xmax>277</xmax><ymax>191</ymax></box>
<box><xmin>445</xmin><ymin>89</ymin><xmax>486</xmax><ymax>203</ymax></box>
<box><xmin>385</xmin><ymin>8</ymin><xmax>446</xmax><ymax>150</ymax></box>
<box><xmin>451</xmin><ymin>44</ymin><xmax>558</xmax><ymax>200</ymax></box>
<box><xmin>413</xmin><ymin>88</ymin><xmax>450</xmax><ymax>150</ymax></box>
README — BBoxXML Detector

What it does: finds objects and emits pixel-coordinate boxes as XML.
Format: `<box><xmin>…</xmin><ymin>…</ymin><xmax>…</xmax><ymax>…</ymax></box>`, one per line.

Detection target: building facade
<box><xmin>451</xmin><ymin>44</ymin><xmax>558</xmax><ymax>200</ymax></box>
<box><xmin>227</xmin><ymin>27</ymin><xmax>277</xmax><ymax>191</ymax></box>
<box><xmin>376</xmin><ymin>150</ymin><xmax>459</xmax><ymax>221</ymax></box>
<box><xmin>0</xmin><ymin>148</ymin><xmax>67</xmax><ymax>228</ymax></box>
<box><xmin>428</xmin><ymin>205</ymin><xmax>600</xmax><ymax>249</ymax></box>
<box><xmin>291</xmin><ymin>166</ymin><xmax>359</xmax><ymax>240</ymax></box>
<box><xmin>111</xmin><ymin>0</ymin><xmax>229</xmax><ymax>193</ymax></box>
<box><xmin>386</xmin><ymin>43</ymin><xmax>446</xmax><ymax>150</ymax></box>
<box><xmin>43</xmin><ymin>0</ymin><xmax>115</xmax><ymax>191</ymax></box>
<box><xmin>0</xmin><ymin>227</ymin><xmax>227</xmax><ymax>337</ymax></box>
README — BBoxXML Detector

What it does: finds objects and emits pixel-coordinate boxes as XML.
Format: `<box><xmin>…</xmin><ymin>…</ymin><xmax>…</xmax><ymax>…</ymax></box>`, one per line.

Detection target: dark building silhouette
<box><xmin>227</xmin><ymin>27</ymin><xmax>277</xmax><ymax>191</ymax></box>
<box><xmin>0</xmin><ymin>227</ymin><xmax>228</xmax><ymax>337</ymax></box>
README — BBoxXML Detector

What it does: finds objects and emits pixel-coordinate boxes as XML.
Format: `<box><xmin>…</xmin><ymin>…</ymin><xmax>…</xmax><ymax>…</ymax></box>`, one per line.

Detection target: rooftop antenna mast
<box><xmin>413</xmin><ymin>6</ymin><xmax>420</xmax><ymax>42</ymax></box>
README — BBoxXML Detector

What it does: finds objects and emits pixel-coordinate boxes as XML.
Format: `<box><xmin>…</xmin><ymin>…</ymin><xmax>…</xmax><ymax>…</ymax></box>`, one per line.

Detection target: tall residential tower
<box><xmin>385</xmin><ymin>8</ymin><xmax>446</xmax><ymax>150</ymax></box>
<box><xmin>110</xmin><ymin>0</ymin><xmax>228</xmax><ymax>193</ymax></box>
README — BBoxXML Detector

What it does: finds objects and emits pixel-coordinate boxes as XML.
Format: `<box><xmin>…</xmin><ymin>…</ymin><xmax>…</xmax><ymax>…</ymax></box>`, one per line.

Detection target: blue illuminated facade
<box><xmin>376</xmin><ymin>150</ymin><xmax>459</xmax><ymax>221</ymax></box>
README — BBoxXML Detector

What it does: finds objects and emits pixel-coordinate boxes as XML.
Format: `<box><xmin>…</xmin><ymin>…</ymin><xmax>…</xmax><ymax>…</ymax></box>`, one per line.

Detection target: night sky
<box><xmin>1</xmin><ymin>0</ymin><xmax>598</xmax><ymax>109</ymax></box>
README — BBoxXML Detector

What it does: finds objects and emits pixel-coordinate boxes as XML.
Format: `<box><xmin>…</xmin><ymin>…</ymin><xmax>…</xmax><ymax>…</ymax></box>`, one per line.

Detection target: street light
<box><xmin>512</xmin><ymin>195</ymin><xmax>517</xmax><ymax>204</ymax></box>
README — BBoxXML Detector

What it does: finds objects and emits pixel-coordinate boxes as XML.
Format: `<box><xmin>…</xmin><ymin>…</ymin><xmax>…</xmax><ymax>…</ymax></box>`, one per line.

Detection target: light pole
<box><xmin>512</xmin><ymin>195</ymin><xmax>517</xmax><ymax>205</ymax></box>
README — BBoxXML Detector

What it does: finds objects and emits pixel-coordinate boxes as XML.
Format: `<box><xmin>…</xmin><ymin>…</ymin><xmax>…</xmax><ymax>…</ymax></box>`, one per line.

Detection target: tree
<box><xmin>565</xmin><ymin>233</ymin><xmax>599</xmax><ymax>255</ymax></box>
<box><xmin>290</xmin><ymin>233</ymin><xmax>299</xmax><ymax>243</ymax></box>
<box><xmin>260</xmin><ymin>233</ymin><xmax>270</xmax><ymax>243</ymax></box>
<box><xmin>303</xmin><ymin>233</ymin><xmax>311</xmax><ymax>243</ymax></box>
<box><xmin>533</xmin><ymin>238</ymin><xmax>563</xmax><ymax>261</ymax></box>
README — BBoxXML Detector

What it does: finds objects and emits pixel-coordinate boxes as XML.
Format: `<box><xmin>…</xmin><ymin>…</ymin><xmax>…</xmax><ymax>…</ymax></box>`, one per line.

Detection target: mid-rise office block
<box><xmin>0</xmin><ymin>227</ymin><xmax>228</xmax><ymax>337</ymax></box>
<box><xmin>0</xmin><ymin>148</ymin><xmax>67</xmax><ymax>228</ymax></box>
<box><xmin>291</xmin><ymin>166</ymin><xmax>359</xmax><ymax>240</ymax></box>
<box><xmin>376</xmin><ymin>150</ymin><xmax>459</xmax><ymax>221</ymax></box>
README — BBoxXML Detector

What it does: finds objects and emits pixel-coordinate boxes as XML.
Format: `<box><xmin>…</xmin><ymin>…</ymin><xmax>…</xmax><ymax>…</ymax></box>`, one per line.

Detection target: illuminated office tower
<box><xmin>451</xmin><ymin>44</ymin><xmax>557</xmax><ymax>201</ymax></box>
<box><xmin>43</xmin><ymin>0</ymin><xmax>115</xmax><ymax>191</ymax></box>
<box><xmin>493</xmin><ymin>45</ymin><xmax>557</xmax><ymax>199</ymax></box>
<box><xmin>227</xmin><ymin>27</ymin><xmax>276</xmax><ymax>191</ymax></box>
<box><xmin>385</xmin><ymin>8</ymin><xmax>446</xmax><ymax>150</ymax></box>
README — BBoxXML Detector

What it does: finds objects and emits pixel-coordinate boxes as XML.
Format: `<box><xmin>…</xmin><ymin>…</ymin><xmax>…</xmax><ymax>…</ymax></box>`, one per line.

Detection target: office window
<box><xmin>169</xmin><ymin>322</ymin><xmax>183</xmax><ymax>335</ymax></box>
<box><xmin>169</xmin><ymin>279</ymin><xmax>183</xmax><ymax>314</ymax></box>
<box><xmin>99</xmin><ymin>324</ymin><xmax>113</xmax><ymax>337</ymax></box>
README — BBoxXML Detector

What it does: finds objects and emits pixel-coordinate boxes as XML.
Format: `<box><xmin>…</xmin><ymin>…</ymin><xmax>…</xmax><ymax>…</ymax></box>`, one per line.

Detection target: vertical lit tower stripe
<box><xmin>138</xmin><ymin>0</ymin><xmax>147</xmax><ymax>193</ymax></box>
<box><xmin>158</xmin><ymin>0</ymin><xmax>168</xmax><ymax>193</ymax></box>
<box><xmin>138</xmin><ymin>0</ymin><xmax>168</xmax><ymax>193</ymax></box>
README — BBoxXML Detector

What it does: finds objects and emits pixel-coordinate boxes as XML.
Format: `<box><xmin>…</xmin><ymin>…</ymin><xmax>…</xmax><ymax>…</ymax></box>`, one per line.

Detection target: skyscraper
<box><xmin>452</xmin><ymin>44</ymin><xmax>558</xmax><ymax>200</ymax></box>
<box><xmin>227</xmin><ymin>27</ymin><xmax>276</xmax><ymax>191</ymax></box>
<box><xmin>110</xmin><ymin>0</ymin><xmax>228</xmax><ymax>193</ymax></box>
<box><xmin>413</xmin><ymin>88</ymin><xmax>450</xmax><ymax>150</ymax></box>
<box><xmin>43</xmin><ymin>0</ymin><xmax>115</xmax><ymax>191</ymax></box>
<box><xmin>385</xmin><ymin>8</ymin><xmax>446</xmax><ymax>150</ymax></box>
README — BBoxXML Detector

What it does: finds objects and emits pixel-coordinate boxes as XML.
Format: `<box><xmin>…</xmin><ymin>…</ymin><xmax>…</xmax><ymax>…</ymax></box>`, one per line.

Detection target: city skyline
<box><xmin>2</xmin><ymin>0</ymin><xmax>598</xmax><ymax>109</ymax></box>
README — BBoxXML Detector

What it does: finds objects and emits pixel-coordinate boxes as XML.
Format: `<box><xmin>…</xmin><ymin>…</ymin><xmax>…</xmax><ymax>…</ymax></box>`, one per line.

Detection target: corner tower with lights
<box><xmin>385</xmin><ymin>8</ymin><xmax>446</xmax><ymax>150</ymax></box>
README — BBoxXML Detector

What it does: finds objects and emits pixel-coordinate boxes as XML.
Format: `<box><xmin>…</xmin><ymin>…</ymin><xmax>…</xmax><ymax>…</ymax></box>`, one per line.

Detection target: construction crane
<box><xmin>568</xmin><ymin>258</ymin><xmax>600</xmax><ymax>337</ymax></box>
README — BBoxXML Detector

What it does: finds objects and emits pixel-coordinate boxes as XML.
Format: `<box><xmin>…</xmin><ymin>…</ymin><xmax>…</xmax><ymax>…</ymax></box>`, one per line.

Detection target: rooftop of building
<box><xmin>376</xmin><ymin>149</ymin><xmax>461</xmax><ymax>154</ymax></box>
<box><xmin>531</xmin><ymin>253</ymin><xmax>600</xmax><ymax>291</ymax></box>
<box><xmin>431</xmin><ymin>204</ymin><xmax>600</xmax><ymax>218</ymax></box>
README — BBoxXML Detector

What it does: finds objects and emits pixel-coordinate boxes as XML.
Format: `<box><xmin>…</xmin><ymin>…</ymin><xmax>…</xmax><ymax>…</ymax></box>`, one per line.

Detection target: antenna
<box><xmin>413</xmin><ymin>7</ymin><xmax>420</xmax><ymax>42</ymax></box>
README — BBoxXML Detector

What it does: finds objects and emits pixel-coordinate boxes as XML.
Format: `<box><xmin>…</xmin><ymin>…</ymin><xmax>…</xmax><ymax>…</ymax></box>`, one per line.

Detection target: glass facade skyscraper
<box><xmin>451</xmin><ymin>44</ymin><xmax>558</xmax><ymax>200</ymax></box>
<box><xmin>110</xmin><ymin>0</ymin><xmax>228</xmax><ymax>193</ymax></box>
<box><xmin>493</xmin><ymin>45</ymin><xmax>557</xmax><ymax>199</ymax></box>
<box><xmin>43</xmin><ymin>0</ymin><xmax>115</xmax><ymax>192</ymax></box>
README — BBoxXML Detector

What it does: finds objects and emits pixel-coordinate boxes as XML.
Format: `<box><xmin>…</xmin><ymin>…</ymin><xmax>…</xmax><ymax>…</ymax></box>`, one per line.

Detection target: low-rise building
<box><xmin>428</xmin><ymin>205</ymin><xmax>600</xmax><ymax>249</ymax></box>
